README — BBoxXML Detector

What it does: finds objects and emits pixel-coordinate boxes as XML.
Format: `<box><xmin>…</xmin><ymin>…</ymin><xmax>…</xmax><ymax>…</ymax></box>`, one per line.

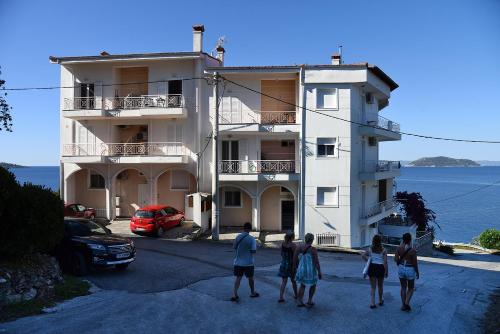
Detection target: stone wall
<box><xmin>0</xmin><ymin>254</ymin><xmax>63</xmax><ymax>307</ymax></box>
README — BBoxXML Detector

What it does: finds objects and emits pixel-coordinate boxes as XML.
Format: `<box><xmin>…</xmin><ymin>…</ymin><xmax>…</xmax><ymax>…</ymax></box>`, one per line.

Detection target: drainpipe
<box><xmin>299</xmin><ymin>66</ymin><xmax>306</xmax><ymax>240</ymax></box>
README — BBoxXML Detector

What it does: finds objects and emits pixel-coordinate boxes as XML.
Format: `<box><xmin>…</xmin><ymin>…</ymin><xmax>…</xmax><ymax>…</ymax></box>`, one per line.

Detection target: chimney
<box><xmin>192</xmin><ymin>24</ymin><xmax>204</xmax><ymax>52</ymax></box>
<box><xmin>216</xmin><ymin>46</ymin><xmax>225</xmax><ymax>64</ymax></box>
<box><xmin>331</xmin><ymin>53</ymin><xmax>341</xmax><ymax>65</ymax></box>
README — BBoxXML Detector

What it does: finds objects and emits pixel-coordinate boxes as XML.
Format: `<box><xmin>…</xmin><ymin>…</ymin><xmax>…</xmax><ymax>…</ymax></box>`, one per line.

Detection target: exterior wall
<box><xmin>115</xmin><ymin>169</ymin><xmax>147</xmax><ymax>217</ymax></box>
<box><xmin>259</xmin><ymin>186</ymin><xmax>282</xmax><ymax>231</ymax></box>
<box><xmin>219</xmin><ymin>188</ymin><xmax>252</xmax><ymax>227</ymax></box>
<box><xmin>72</xmin><ymin>169</ymin><xmax>106</xmax><ymax>210</ymax></box>
<box><xmin>157</xmin><ymin>171</ymin><xmax>196</xmax><ymax>211</ymax></box>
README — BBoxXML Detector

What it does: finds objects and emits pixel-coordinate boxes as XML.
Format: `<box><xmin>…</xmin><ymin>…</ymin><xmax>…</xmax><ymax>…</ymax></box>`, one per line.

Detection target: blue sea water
<box><xmin>7</xmin><ymin>166</ymin><xmax>500</xmax><ymax>243</ymax></box>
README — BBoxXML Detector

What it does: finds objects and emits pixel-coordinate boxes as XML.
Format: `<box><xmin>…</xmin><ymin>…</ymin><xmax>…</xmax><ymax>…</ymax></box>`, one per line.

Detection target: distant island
<box><xmin>0</xmin><ymin>162</ymin><xmax>26</xmax><ymax>169</ymax></box>
<box><xmin>408</xmin><ymin>156</ymin><xmax>480</xmax><ymax>167</ymax></box>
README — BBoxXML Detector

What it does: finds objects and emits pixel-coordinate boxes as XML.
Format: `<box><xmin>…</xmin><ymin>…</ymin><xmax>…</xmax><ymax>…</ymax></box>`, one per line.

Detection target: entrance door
<box><xmin>281</xmin><ymin>200</ymin><xmax>294</xmax><ymax>231</ymax></box>
<box><xmin>138</xmin><ymin>184</ymin><xmax>150</xmax><ymax>208</ymax></box>
<box><xmin>222</xmin><ymin>140</ymin><xmax>239</xmax><ymax>173</ymax></box>
<box><xmin>378</xmin><ymin>179</ymin><xmax>387</xmax><ymax>202</ymax></box>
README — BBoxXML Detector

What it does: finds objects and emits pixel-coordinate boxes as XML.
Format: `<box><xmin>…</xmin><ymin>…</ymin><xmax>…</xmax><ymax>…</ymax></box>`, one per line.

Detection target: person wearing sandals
<box><xmin>394</xmin><ymin>233</ymin><xmax>420</xmax><ymax>311</ymax></box>
<box><xmin>293</xmin><ymin>233</ymin><xmax>322</xmax><ymax>307</ymax></box>
<box><xmin>278</xmin><ymin>231</ymin><xmax>298</xmax><ymax>303</ymax></box>
<box><xmin>362</xmin><ymin>235</ymin><xmax>388</xmax><ymax>309</ymax></box>
<box><xmin>231</xmin><ymin>222</ymin><xmax>259</xmax><ymax>302</ymax></box>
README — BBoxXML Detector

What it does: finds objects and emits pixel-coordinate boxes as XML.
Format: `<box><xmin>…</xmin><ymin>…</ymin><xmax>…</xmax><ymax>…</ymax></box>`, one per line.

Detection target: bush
<box><xmin>479</xmin><ymin>229</ymin><xmax>500</xmax><ymax>250</ymax></box>
<box><xmin>0</xmin><ymin>167</ymin><xmax>64</xmax><ymax>259</ymax></box>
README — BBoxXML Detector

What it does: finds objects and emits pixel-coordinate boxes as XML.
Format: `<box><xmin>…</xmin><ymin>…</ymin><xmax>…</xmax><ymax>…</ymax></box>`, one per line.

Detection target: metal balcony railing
<box><xmin>360</xmin><ymin>160</ymin><xmax>401</xmax><ymax>173</ymax></box>
<box><xmin>366</xmin><ymin>115</ymin><xmax>400</xmax><ymax>132</ymax></box>
<box><xmin>363</xmin><ymin>199</ymin><xmax>396</xmax><ymax>218</ymax></box>
<box><xmin>219</xmin><ymin>160</ymin><xmax>297</xmax><ymax>174</ymax></box>
<box><xmin>219</xmin><ymin>110</ymin><xmax>297</xmax><ymax>125</ymax></box>
<box><xmin>62</xmin><ymin>142</ymin><xmax>185</xmax><ymax>156</ymax></box>
<box><xmin>62</xmin><ymin>94</ymin><xmax>184</xmax><ymax>111</ymax></box>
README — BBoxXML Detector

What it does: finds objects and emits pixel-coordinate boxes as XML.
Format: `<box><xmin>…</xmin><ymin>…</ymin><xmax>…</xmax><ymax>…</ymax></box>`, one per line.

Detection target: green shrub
<box><xmin>0</xmin><ymin>167</ymin><xmax>64</xmax><ymax>258</ymax></box>
<box><xmin>479</xmin><ymin>229</ymin><xmax>500</xmax><ymax>250</ymax></box>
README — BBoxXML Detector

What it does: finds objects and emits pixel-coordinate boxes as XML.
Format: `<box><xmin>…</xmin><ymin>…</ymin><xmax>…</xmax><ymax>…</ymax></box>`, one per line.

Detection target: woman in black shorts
<box><xmin>362</xmin><ymin>235</ymin><xmax>388</xmax><ymax>308</ymax></box>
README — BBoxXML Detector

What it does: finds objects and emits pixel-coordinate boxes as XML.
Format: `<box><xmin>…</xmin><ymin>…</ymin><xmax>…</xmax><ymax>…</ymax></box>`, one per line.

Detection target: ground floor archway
<box><xmin>156</xmin><ymin>169</ymin><xmax>196</xmax><ymax>212</ymax></box>
<box><xmin>219</xmin><ymin>185</ymin><xmax>253</xmax><ymax>228</ymax></box>
<box><xmin>65</xmin><ymin>168</ymin><xmax>106</xmax><ymax>216</ymax></box>
<box><xmin>259</xmin><ymin>185</ymin><xmax>296</xmax><ymax>232</ymax></box>
<box><xmin>114</xmin><ymin>168</ymin><xmax>148</xmax><ymax>217</ymax></box>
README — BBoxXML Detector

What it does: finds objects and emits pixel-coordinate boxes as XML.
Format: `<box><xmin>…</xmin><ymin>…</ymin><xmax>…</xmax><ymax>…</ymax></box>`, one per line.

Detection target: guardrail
<box><xmin>219</xmin><ymin>160</ymin><xmax>297</xmax><ymax>174</ymax></box>
<box><xmin>63</xmin><ymin>142</ymin><xmax>185</xmax><ymax>156</ymax></box>
<box><xmin>360</xmin><ymin>160</ymin><xmax>401</xmax><ymax>173</ymax></box>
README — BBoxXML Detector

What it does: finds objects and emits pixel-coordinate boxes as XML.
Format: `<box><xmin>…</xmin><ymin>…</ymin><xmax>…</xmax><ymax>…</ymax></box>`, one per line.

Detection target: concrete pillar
<box><xmin>147</xmin><ymin>177</ymin><xmax>154</xmax><ymax>205</ymax></box>
<box><xmin>251</xmin><ymin>196</ymin><xmax>260</xmax><ymax>231</ymax></box>
<box><xmin>105</xmin><ymin>177</ymin><xmax>113</xmax><ymax>220</ymax></box>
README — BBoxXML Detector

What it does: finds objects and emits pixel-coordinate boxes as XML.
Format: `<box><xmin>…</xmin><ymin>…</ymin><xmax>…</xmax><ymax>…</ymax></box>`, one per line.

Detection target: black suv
<box><xmin>56</xmin><ymin>218</ymin><xmax>136</xmax><ymax>276</ymax></box>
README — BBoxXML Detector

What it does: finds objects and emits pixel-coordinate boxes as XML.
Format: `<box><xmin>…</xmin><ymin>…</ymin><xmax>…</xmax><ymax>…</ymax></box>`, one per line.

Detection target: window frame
<box><xmin>316</xmin><ymin>186</ymin><xmax>339</xmax><ymax>208</ymax></box>
<box><xmin>316</xmin><ymin>137</ymin><xmax>338</xmax><ymax>159</ymax></box>
<box><xmin>88</xmin><ymin>170</ymin><xmax>106</xmax><ymax>190</ymax></box>
<box><xmin>315</xmin><ymin>88</ymin><xmax>339</xmax><ymax>110</ymax></box>
<box><xmin>223</xmin><ymin>190</ymin><xmax>243</xmax><ymax>208</ymax></box>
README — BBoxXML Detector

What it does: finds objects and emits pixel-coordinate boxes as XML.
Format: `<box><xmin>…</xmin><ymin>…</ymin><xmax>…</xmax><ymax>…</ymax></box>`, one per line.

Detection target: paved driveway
<box><xmin>1</xmin><ymin>239</ymin><xmax>499</xmax><ymax>334</ymax></box>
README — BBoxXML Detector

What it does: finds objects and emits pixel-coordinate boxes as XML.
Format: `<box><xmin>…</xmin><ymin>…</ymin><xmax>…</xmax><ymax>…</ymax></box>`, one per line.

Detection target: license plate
<box><xmin>116</xmin><ymin>252</ymin><xmax>130</xmax><ymax>259</ymax></box>
<box><xmin>136</xmin><ymin>227</ymin><xmax>145</xmax><ymax>231</ymax></box>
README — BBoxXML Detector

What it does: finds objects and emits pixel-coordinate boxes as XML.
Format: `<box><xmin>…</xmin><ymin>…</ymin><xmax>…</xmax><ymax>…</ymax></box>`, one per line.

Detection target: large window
<box><xmin>89</xmin><ymin>171</ymin><xmax>105</xmax><ymax>189</ymax></box>
<box><xmin>317</xmin><ymin>138</ymin><xmax>337</xmax><ymax>157</ymax></box>
<box><xmin>317</xmin><ymin>187</ymin><xmax>338</xmax><ymax>206</ymax></box>
<box><xmin>224</xmin><ymin>190</ymin><xmax>242</xmax><ymax>208</ymax></box>
<box><xmin>316</xmin><ymin>88</ymin><xmax>338</xmax><ymax>109</ymax></box>
<box><xmin>170</xmin><ymin>170</ymin><xmax>190</xmax><ymax>191</ymax></box>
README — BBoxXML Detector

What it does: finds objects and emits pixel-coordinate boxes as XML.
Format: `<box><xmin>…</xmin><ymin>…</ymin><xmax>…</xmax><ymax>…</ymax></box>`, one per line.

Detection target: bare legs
<box><xmin>399</xmin><ymin>278</ymin><xmax>414</xmax><ymax>310</ymax></box>
<box><xmin>369</xmin><ymin>277</ymin><xmax>385</xmax><ymax>307</ymax></box>
<box><xmin>369</xmin><ymin>277</ymin><xmax>377</xmax><ymax>307</ymax></box>
<box><xmin>248</xmin><ymin>277</ymin><xmax>256</xmax><ymax>295</ymax></box>
<box><xmin>233</xmin><ymin>275</ymin><xmax>242</xmax><ymax>299</ymax></box>
<box><xmin>377</xmin><ymin>277</ymin><xmax>384</xmax><ymax>304</ymax></box>
<box><xmin>307</xmin><ymin>285</ymin><xmax>316</xmax><ymax>305</ymax></box>
<box><xmin>297</xmin><ymin>283</ymin><xmax>316</xmax><ymax>306</ymax></box>
<box><xmin>279</xmin><ymin>277</ymin><xmax>298</xmax><ymax>301</ymax></box>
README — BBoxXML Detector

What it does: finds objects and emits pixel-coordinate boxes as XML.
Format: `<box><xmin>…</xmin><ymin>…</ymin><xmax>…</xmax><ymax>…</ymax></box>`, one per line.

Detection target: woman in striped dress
<box><xmin>293</xmin><ymin>233</ymin><xmax>322</xmax><ymax>307</ymax></box>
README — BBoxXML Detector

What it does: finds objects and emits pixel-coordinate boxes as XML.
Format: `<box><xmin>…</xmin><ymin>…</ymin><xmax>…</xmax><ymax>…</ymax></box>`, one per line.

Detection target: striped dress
<box><xmin>295</xmin><ymin>247</ymin><xmax>318</xmax><ymax>286</ymax></box>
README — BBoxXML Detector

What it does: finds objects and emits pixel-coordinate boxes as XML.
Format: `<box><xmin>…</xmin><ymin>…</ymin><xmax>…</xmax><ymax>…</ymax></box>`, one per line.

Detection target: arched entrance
<box><xmin>65</xmin><ymin>168</ymin><xmax>106</xmax><ymax>216</ymax></box>
<box><xmin>260</xmin><ymin>185</ymin><xmax>296</xmax><ymax>232</ymax></box>
<box><xmin>155</xmin><ymin>169</ymin><xmax>196</xmax><ymax>212</ymax></box>
<box><xmin>114</xmin><ymin>168</ymin><xmax>148</xmax><ymax>217</ymax></box>
<box><xmin>219</xmin><ymin>185</ymin><xmax>253</xmax><ymax>228</ymax></box>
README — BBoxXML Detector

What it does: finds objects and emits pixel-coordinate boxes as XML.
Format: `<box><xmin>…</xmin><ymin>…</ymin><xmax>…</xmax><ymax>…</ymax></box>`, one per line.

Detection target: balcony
<box><xmin>359</xmin><ymin>115</ymin><xmax>401</xmax><ymax>141</ymax></box>
<box><xmin>218</xmin><ymin>160</ymin><xmax>299</xmax><ymax>182</ymax></box>
<box><xmin>360</xmin><ymin>199</ymin><xmax>397</xmax><ymax>226</ymax></box>
<box><xmin>359</xmin><ymin>160</ymin><xmax>401</xmax><ymax>181</ymax></box>
<box><xmin>61</xmin><ymin>142</ymin><xmax>188</xmax><ymax>164</ymax></box>
<box><xmin>62</xmin><ymin>95</ymin><xmax>187</xmax><ymax>119</ymax></box>
<box><xmin>219</xmin><ymin>110</ymin><xmax>299</xmax><ymax>133</ymax></box>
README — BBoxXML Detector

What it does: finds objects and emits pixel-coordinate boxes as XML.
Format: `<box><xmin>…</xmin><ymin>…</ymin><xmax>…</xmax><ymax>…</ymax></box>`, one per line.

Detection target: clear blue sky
<box><xmin>1</xmin><ymin>0</ymin><xmax>499</xmax><ymax>166</ymax></box>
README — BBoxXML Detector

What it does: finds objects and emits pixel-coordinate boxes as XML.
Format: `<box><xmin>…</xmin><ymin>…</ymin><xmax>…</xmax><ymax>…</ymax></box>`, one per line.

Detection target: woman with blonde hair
<box><xmin>293</xmin><ymin>233</ymin><xmax>322</xmax><ymax>307</ymax></box>
<box><xmin>362</xmin><ymin>234</ymin><xmax>388</xmax><ymax>308</ymax></box>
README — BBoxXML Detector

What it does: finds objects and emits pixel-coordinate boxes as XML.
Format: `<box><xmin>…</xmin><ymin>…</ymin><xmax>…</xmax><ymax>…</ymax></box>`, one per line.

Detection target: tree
<box><xmin>394</xmin><ymin>191</ymin><xmax>437</xmax><ymax>232</ymax></box>
<box><xmin>0</xmin><ymin>66</ymin><xmax>13</xmax><ymax>131</ymax></box>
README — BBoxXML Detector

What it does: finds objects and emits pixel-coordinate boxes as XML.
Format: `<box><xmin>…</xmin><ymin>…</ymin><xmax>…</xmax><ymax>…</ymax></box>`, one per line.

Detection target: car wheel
<box><xmin>71</xmin><ymin>252</ymin><xmax>88</xmax><ymax>276</ymax></box>
<box><xmin>178</xmin><ymin>217</ymin><xmax>185</xmax><ymax>227</ymax></box>
<box><xmin>157</xmin><ymin>226</ymin><xmax>165</xmax><ymax>237</ymax></box>
<box><xmin>115</xmin><ymin>263</ymin><xmax>129</xmax><ymax>271</ymax></box>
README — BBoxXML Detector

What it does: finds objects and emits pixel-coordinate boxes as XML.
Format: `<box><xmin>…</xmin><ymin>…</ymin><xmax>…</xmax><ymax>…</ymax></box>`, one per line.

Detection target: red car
<box><xmin>130</xmin><ymin>205</ymin><xmax>185</xmax><ymax>236</ymax></box>
<box><xmin>65</xmin><ymin>203</ymin><xmax>96</xmax><ymax>220</ymax></box>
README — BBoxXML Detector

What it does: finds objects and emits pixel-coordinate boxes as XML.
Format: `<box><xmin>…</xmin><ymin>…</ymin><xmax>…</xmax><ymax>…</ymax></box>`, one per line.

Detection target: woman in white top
<box><xmin>362</xmin><ymin>235</ymin><xmax>388</xmax><ymax>308</ymax></box>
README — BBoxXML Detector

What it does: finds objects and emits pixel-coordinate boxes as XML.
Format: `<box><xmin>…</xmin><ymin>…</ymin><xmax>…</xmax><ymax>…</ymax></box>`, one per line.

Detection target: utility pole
<box><xmin>211</xmin><ymin>72</ymin><xmax>220</xmax><ymax>240</ymax></box>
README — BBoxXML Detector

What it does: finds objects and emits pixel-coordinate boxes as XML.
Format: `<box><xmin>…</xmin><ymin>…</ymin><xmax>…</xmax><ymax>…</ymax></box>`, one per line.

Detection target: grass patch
<box><xmin>0</xmin><ymin>275</ymin><xmax>90</xmax><ymax>323</ymax></box>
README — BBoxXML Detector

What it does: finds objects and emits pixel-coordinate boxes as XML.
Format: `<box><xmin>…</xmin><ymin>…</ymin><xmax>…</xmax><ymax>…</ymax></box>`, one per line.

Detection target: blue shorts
<box><xmin>398</xmin><ymin>265</ymin><xmax>416</xmax><ymax>280</ymax></box>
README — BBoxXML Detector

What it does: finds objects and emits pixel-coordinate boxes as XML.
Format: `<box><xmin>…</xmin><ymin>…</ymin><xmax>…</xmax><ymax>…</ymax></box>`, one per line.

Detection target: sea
<box><xmin>7</xmin><ymin>166</ymin><xmax>500</xmax><ymax>243</ymax></box>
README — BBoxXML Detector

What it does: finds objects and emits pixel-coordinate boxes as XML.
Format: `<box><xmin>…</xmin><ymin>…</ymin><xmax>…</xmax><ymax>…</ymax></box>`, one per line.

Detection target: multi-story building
<box><xmin>52</xmin><ymin>25</ymin><xmax>400</xmax><ymax>248</ymax></box>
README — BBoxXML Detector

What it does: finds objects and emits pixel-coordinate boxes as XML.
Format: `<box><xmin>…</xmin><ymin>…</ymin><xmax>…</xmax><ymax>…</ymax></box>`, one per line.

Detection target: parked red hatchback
<box><xmin>130</xmin><ymin>205</ymin><xmax>185</xmax><ymax>236</ymax></box>
<box><xmin>65</xmin><ymin>203</ymin><xmax>96</xmax><ymax>220</ymax></box>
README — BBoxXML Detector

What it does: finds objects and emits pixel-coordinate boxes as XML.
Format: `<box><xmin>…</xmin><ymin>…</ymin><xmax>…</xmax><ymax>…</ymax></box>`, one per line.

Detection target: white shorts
<box><xmin>398</xmin><ymin>265</ymin><xmax>416</xmax><ymax>280</ymax></box>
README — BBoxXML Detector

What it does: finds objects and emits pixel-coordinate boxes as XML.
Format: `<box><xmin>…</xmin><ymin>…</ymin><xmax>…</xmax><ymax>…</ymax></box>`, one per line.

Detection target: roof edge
<box><xmin>49</xmin><ymin>52</ymin><xmax>221</xmax><ymax>64</ymax></box>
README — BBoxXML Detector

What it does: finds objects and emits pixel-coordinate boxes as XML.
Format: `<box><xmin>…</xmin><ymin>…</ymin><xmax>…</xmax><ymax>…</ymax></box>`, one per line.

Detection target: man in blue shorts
<box><xmin>231</xmin><ymin>222</ymin><xmax>259</xmax><ymax>302</ymax></box>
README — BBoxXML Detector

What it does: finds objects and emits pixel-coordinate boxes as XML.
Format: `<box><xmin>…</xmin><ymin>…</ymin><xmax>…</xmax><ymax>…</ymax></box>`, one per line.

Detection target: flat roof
<box><xmin>49</xmin><ymin>51</ymin><xmax>221</xmax><ymax>64</ymax></box>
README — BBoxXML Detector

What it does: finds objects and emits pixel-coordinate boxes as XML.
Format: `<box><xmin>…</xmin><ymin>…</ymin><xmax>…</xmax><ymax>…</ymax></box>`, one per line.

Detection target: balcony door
<box><xmin>378</xmin><ymin>179</ymin><xmax>387</xmax><ymax>202</ymax></box>
<box><xmin>222</xmin><ymin>140</ymin><xmax>239</xmax><ymax>173</ymax></box>
<box><xmin>79</xmin><ymin>83</ymin><xmax>94</xmax><ymax>109</ymax></box>
<box><xmin>168</xmin><ymin>80</ymin><xmax>182</xmax><ymax>107</ymax></box>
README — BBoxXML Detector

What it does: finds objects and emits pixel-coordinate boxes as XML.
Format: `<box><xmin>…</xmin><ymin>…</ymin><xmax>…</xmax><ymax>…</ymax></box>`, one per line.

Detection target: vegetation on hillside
<box><xmin>409</xmin><ymin>156</ymin><xmax>479</xmax><ymax>167</ymax></box>
<box><xmin>0</xmin><ymin>162</ymin><xmax>25</xmax><ymax>168</ymax></box>
<box><xmin>0</xmin><ymin>66</ymin><xmax>13</xmax><ymax>132</ymax></box>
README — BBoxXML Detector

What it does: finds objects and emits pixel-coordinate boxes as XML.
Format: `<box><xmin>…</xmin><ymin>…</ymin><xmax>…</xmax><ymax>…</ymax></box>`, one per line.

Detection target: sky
<box><xmin>0</xmin><ymin>0</ymin><xmax>499</xmax><ymax>166</ymax></box>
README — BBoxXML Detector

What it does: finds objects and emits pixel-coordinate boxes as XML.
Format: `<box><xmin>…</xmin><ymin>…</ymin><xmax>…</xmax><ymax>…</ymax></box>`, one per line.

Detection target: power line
<box><xmin>220</xmin><ymin>76</ymin><xmax>500</xmax><ymax>144</ymax></box>
<box><xmin>430</xmin><ymin>179</ymin><xmax>500</xmax><ymax>204</ymax></box>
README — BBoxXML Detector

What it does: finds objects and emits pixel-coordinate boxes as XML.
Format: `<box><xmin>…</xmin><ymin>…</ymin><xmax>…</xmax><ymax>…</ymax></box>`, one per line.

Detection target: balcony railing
<box><xmin>364</xmin><ymin>199</ymin><xmax>396</xmax><ymax>218</ymax></box>
<box><xmin>219</xmin><ymin>160</ymin><xmax>297</xmax><ymax>174</ymax></box>
<box><xmin>219</xmin><ymin>110</ymin><xmax>297</xmax><ymax>125</ymax></box>
<box><xmin>360</xmin><ymin>160</ymin><xmax>401</xmax><ymax>173</ymax></box>
<box><xmin>63</xmin><ymin>94</ymin><xmax>184</xmax><ymax>111</ymax></box>
<box><xmin>63</xmin><ymin>142</ymin><xmax>185</xmax><ymax>156</ymax></box>
<box><xmin>366</xmin><ymin>115</ymin><xmax>400</xmax><ymax>133</ymax></box>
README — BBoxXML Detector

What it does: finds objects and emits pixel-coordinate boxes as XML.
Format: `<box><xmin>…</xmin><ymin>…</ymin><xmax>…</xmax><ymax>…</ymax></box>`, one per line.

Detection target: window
<box><xmin>165</xmin><ymin>207</ymin><xmax>177</xmax><ymax>215</ymax></box>
<box><xmin>368</xmin><ymin>137</ymin><xmax>377</xmax><ymax>147</ymax></box>
<box><xmin>317</xmin><ymin>138</ymin><xmax>337</xmax><ymax>157</ymax></box>
<box><xmin>281</xmin><ymin>140</ymin><xmax>294</xmax><ymax>147</ymax></box>
<box><xmin>89</xmin><ymin>171</ymin><xmax>105</xmax><ymax>189</ymax></box>
<box><xmin>316</xmin><ymin>88</ymin><xmax>338</xmax><ymax>109</ymax></box>
<box><xmin>317</xmin><ymin>187</ymin><xmax>338</xmax><ymax>206</ymax></box>
<box><xmin>170</xmin><ymin>170</ymin><xmax>190</xmax><ymax>191</ymax></box>
<box><xmin>224</xmin><ymin>190</ymin><xmax>242</xmax><ymax>208</ymax></box>
<box><xmin>76</xmin><ymin>204</ymin><xmax>86</xmax><ymax>212</ymax></box>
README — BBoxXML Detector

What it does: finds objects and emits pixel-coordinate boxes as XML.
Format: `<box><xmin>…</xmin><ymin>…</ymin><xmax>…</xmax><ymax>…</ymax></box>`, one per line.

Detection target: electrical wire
<box><xmin>429</xmin><ymin>179</ymin><xmax>500</xmax><ymax>204</ymax></box>
<box><xmin>220</xmin><ymin>76</ymin><xmax>500</xmax><ymax>144</ymax></box>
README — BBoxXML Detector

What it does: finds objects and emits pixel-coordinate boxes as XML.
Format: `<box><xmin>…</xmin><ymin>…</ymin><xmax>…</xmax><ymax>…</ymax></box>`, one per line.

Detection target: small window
<box><xmin>316</xmin><ymin>88</ymin><xmax>338</xmax><ymax>109</ymax></box>
<box><xmin>89</xmin><ymin>171</ymin><xmax>105</xmax><ymax>189</ymax></box>
<box><xmin>281</xmin><ymin>140</ymin><xmax>294</xmax><ymax>147</ymax></box>
<box><xmin>224</xmin><ymin>190</ymin><xmax>241</xmax><ymax>208</ymax></box>
<box><xmin>317</xmin><ymin>187</ymin><xmax>338</xmax><ymax>206</ymax></box>
<box><xmin>171</xmin><ymin>170</ymin><xmax>189</xmax><ymax>190</ymax></box>
<box><xmin>317</xmin><ymin>138</ymin><xmax>337</xmax><ymax>157</ymax></box>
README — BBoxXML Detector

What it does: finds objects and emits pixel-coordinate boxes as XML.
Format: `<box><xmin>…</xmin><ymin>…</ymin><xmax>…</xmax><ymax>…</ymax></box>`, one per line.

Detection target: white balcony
<box><xmin>219</xmin><ymin>110</ymin><xmax>300</xmax><ymax>133</ymax></box>
<box><xmin>218</xmin><ymin>160</ymin><xmax>299</xmax><ymax>181</ymax></box>
<box><xmin>359</xmin><ymin>160</ymin><xmax>401</xmax><ymax>181</ymax></box>
<box><xmin>61</xmin><ymin>142</ymin><xmax>188</xmax><ymax>164</ymax></box>
<box><xmin>359</xmin><ymin>114</ymin><xmax>401</xmax><ymax>141</ymax></box>
<box><xmin>360</xmin><ymin>199</ymin><xmax>397</xmax><ymax>226</ymax></box>
<box><xmin>62</xmin><ymin>95</ymin><xmax>187</xmax><ymax>119</ymax></box>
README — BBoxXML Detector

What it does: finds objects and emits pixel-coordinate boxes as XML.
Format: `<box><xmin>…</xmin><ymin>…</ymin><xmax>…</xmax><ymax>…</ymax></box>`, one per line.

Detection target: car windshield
<box><xmin>135</xmin><ymin>210</ymin><xmax>154</xmax><ymax>218</ymax></box>
<box><xmin>67</xmin><ymin>221</ymin><xmax>108</xmax><ymax>237</ymax></box>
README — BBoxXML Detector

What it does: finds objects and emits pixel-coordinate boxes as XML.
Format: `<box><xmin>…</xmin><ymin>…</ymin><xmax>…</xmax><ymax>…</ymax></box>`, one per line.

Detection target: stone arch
<box><xmin>259</xmin><ymin>184</ymin><xmax>297</xmax><ymax>232</ymax></box>
<box><xmin>113</xmin><ymin>168</ymin><xmax>149</xmax><ymax>217</ymax></box>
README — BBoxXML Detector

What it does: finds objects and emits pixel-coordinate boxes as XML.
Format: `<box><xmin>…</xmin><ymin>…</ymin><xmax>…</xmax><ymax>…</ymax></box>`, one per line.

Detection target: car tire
<box><xmin>178</xmin><ymin>217</ymin><xmax>185</xmax><ymax>227</ymax></box>
<box><xmin>115</xmin><ymin>263</ymin><xmax>129</xmax><ymax>271</ymax></box>
<box><xmin>71</xmin><ymin>252</ymin><xmax>88</xmax><ymax>276</ymax></box>
<box><xmin>157</xmin><ymin>226</ymin><xmax>165</xmax><ymax>237</ymax></box>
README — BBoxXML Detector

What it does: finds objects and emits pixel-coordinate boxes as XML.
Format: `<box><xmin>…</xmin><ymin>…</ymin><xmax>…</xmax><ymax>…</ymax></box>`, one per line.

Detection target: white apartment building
<box><xmin>52</xmin><ymin>25</ymin><xmax>400</xmax><ymax>248</ymax></box>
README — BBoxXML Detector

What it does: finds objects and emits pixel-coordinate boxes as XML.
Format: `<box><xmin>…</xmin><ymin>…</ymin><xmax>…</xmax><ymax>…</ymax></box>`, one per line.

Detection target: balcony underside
<box><xmin>359</xmin><ymin>126</ymin><xmax>401</xmax><ymax>141</ymax></box>
<box><xmin>62</xmin><ymin>107</ymin><xmax>187</xmax><ymax>120</ymax></box>
<box><xmin>61</xmin><ymin>155</ymin><xmax>188</xmax><ymax>164</ymax></box>
<box><xmin>219</xmin><ymin>173</ymin><xmax>300</xmax><ymax>182</ymax></box>
<box><xmin>359</xmin><ymin>169</ymin><xmax>401</xmax><ymax>181</ymax></box>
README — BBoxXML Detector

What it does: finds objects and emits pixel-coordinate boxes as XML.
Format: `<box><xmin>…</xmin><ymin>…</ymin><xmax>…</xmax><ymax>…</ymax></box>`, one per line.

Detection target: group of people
<box><xmin>231</xmin><ymin>222</ymin><xmax>420</xmax><ymax>311</ymax></box>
